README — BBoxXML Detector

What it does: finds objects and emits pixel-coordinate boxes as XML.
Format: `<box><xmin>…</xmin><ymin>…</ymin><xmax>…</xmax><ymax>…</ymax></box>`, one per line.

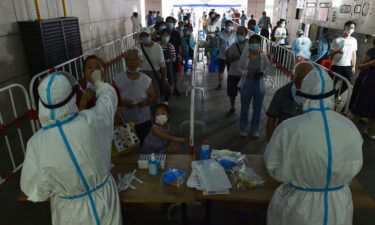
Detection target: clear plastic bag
<box><xmin>230</xmin><ymin>155</ymin><xmax>265</xmax><ymax>190</ymax></box>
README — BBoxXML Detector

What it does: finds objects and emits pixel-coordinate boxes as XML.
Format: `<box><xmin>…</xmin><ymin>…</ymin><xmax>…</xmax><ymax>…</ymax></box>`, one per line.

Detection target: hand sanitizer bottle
<box><xmin>148</xmin><ymin>153</ymin><xmax>159</xmax><ymax>176</ymax></box>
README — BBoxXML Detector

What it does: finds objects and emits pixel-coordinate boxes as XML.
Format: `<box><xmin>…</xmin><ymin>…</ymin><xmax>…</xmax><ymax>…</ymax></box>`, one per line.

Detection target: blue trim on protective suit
<box><xmin>291</xmin><ymin>66</ymin><xmax>336</xmax><ymax>225</ymax></box>
<box><xmin>290</xmin><ymin>184</ymin><xmax>344</xmax><ymax>192</ymax></box>
<box><xmin>59</xmin><ymin>175</ymin><xmax>109</xmax><ymax>199</ymax></box>
<box><xmin>303</xmin><ymin>107</ymin><xmax>331</xmax><ymax>114</ymax></box>
<box><xmin>46</xmin><ymin>73</ymin><xmax>59</xmax><ymax>120</ymax></box>
<box><xmin>57</xmin><ymin>124</ymin><xmax>101</xmax><ymax>225</ymax></box>
<box><xmin>42</xmin><ymin>113</ymin><xmax>78</xmax><ymax>130</ymax></box>
<box><xmin>45</xmin><ymin>74</ymin><xmax>102</xmax><ymax>225</ymax></box>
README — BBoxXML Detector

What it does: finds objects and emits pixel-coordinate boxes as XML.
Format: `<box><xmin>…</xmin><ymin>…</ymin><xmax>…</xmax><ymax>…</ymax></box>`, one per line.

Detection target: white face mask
<box><xmin>155</xmin><ymin>115</ymin><xmax>168</xmax><ymax>126</ymax></box>
<box><xmin>345</xmin><ymin>28</ymin><xmax>355</xmax><ymax>35</ymax></box>
<box><xmin>280</xmin><ymin>23</ymin><xmax>286</xmax><ymax>28</ymax></box>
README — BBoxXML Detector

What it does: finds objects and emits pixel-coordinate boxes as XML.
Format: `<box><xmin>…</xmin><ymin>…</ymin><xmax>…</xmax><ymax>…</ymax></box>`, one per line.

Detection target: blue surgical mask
<box><xmin>141</xmin><ymin>37</ymin><xmax>152</xmax><ymax>44</ymax></box>
<box><xmin>236</xmin><ymin>35</ymin><xmax>245</xmax><ymax>42</ymax></box>
<box><xmin>126</xmin><ymin>68</ymin><xmax>140</xmax><ymax>74</ymax></box>
<box><xmin>249</xmin><ymin>44</ymin><xmax>260</xmax><ymax>51</ymax></box>
<box><xmin>225</xmin><ymin>26</ymin><xmax>233</xmax><ymax>32</ymax></box>
<box><xmin>159</xmin><ymin>26</ymin><xmax>166</xmax><ymax>31</ymax></box>
<box><xmin>167</xmin><ymin>23</ymin><xmax>175</xmax><ymax>29</ymax></box>
<box><xmin>291</xmin><ymin>84</ymin><xmax>302</xmax><ymax>105</ymax></box>
<box><xmin>162</xmin><ymin>36</ymin><xmax>170</xmax><ymax>43</ymax></box>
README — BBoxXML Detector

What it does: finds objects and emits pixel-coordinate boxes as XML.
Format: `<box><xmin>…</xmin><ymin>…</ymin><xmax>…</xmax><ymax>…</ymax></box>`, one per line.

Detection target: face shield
<box><xmin>38</xmin><ymin>71</ymin><xmax>80</xmax><ymax>126</ymax></box>
<box><xmin>296</xmin><ymin>67</ymin><xmax>335</xmax><ymax>113</ymax></box>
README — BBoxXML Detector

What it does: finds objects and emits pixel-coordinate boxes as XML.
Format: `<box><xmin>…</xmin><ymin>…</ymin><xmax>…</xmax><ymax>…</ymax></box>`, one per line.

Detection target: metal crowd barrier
<box><xmin>0</xmin><ymin>84</ymin><xmax>34</xmax><ymax>186</ymax></box>
<box><xmin>233</xmin><ymin>22</ymin><xmax>352</xmax><ymax>112</ymax></box>
<box><xmin>28</xmin><ymin>33</ymin><xmax>140</xmax><ymax>130</ymax></box>
<box><xmin>179</xmin><ymin>33</ymin><xmax>206</xmax><ymax>155</ymax></box>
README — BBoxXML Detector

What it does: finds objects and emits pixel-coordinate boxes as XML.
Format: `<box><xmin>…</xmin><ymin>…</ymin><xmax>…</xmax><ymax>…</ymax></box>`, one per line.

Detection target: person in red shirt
<box><xmin>76</xmin><ymin>55</ymin><xmax>121</xmax><ymax>111</ymax></box>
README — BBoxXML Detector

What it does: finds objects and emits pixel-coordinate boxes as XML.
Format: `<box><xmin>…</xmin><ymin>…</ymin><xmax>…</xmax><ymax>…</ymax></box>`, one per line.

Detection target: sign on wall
<box><xmin>296</xmin><ymin>0</ymin><xmax>306</xmax><ymax>9</ymax></box>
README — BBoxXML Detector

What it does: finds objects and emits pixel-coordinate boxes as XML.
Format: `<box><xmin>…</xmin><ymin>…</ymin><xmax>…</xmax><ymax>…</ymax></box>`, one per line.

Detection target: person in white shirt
<box><xmin>113</xmin><ymin>48</ymin><xmax>156</xmax><ymax>144</ymax></box>
<box><xmin>137</xmin><ymin>27</ymin><xmax>168</xmax><ymax>102</ymax></box>
<box><xmin>329</xmin><ymin>21</ymin><xmax>358</xmax><ymax>97</ymax></box>
<box><xmin>274</xmin><ymin>19</ymin><xmax>288</xmax><ymax>45</ymax></box>
<box><xmin>216</xmin><ymin>20</ymin><xmax>237</xmax><ymax>90</ymax></box>
<box><xmin>225</xmin><ymin>26</ymin><xmax>248</xmax><ymax>116</ymax></box>
<box><xmin>131</xmin><ymin>12</ymin><xmax>142</xmax><ymax>34</ymax></box>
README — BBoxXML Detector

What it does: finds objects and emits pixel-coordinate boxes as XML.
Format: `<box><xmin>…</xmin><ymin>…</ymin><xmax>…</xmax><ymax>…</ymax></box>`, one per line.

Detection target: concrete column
<box><xmin>247</xmin><ymin>0</ymin><xmax>265</xmax><ymax>20</ymax></box>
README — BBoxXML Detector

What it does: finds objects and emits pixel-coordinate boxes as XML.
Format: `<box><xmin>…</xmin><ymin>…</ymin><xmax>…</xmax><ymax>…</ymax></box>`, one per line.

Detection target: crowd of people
<box><xmin>18</xmin><ymin>6</ymin><xmax>375</xmax><ymax>225</ymax></box>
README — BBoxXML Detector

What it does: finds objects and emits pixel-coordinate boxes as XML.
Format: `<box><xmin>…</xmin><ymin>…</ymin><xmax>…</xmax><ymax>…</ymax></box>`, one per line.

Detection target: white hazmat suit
<box><xmin>264</xmin><ymin>66</ymin><xmax>363</xmax><ymax>225</ymax></box>
<box><xmin>20</xmin><ymin>72</ymin><xmax>122</xmax><ymax>225</ymax></box>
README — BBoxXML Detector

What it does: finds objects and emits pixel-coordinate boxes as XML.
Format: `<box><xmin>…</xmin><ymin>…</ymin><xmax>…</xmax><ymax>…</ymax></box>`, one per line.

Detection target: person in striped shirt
<box><xmin>159</xmin><ymin>29</ymin><xmax>176</xmax><ymax>102</ymax></box>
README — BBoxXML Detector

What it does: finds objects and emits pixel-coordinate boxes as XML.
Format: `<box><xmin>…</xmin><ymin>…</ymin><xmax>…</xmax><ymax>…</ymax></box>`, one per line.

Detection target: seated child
<box><xmin>142</xmin><ymin>103</ymin><xmax>189</xmax><ymax>154</ymax></box>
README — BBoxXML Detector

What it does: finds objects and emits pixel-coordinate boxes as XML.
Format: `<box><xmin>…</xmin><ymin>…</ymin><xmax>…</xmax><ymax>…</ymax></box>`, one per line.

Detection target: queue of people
<box><xmin>18</xmin><ymin>6</ymin><xmax>374</xmax><ymax>225</ymax></box>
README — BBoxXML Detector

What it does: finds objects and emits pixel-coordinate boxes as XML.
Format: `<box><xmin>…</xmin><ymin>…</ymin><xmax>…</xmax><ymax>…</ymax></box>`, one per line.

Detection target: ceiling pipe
<box><xmin>34</xmin><ymin>0</ymin><xmax>42</xmax><ymax>21</ymax></box>
<box><xmin>61</xmin><ymin>0</ymin><xmax>68</xmax><ymax>18</ymax></box>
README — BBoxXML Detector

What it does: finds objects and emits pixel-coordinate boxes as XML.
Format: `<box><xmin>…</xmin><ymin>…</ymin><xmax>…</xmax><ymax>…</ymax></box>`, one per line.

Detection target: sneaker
<box><xmin>240</xmin><ymin>131</ymin><xmax>248</xmax><ymax>137</ymax></box>
<box><xmin>364</xmin><ymin>129</ymin><xmax>375</xmax><ymax>140</ymax></box>
<box><xmin>173</xmin><ymin>88</ymin><xmax>181</xmax><ymax>96</ymax></box>
<box><xmin>215</xmin><ymin>84</ymin><xmax>222</xmax><ymax>90</ymax></box>
<box><xmin>225</xmin><ymin>108</ymin><xmax>236</xmax><ymax>117</ymax></box>
<box><xmin>251</xmin><ymin>131</ymin><xmax>260</xmax><ymax>139</ymax></box>
<box><xmin>335</xmin><ymin>97</ymin><xmax>343</xmax><ymax>104</ymax></box>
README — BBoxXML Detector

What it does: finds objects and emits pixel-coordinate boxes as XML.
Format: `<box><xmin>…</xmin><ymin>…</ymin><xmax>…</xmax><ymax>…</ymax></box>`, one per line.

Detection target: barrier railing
<box><xmin>28</xmin><ymin>33</ymin><xmax>139</xmax><ymax>130</ymax></box>
<box><xmin>179</xmin><ymin>33</ymin><xmax>206</xmax><ymax>155</ymax></box>
<box><xmin>233</xmin><ymin>22</ymin><xmax>352</xmax><ymax>112</ymax></box>
<box><xmin>0</xmin><ymin>84</ymin><xmax>34</xmax><ymax>186</ymax></box>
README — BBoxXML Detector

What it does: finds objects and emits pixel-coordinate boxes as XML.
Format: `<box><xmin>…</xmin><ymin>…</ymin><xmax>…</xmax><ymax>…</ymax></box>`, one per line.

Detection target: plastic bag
<box><xmin>217</xmin><ymin>156</ymin><xmax>239</xmax><ymax>169</ymax></box>
<box><xmin>230</xmin><ymin>155</ymin><xmax>265</xmax><ymax>190</ymax></box>
<box><xmin>211</xmin><ymin>149</ymin><xmax>242</xmax><ymax>160</ymax></box>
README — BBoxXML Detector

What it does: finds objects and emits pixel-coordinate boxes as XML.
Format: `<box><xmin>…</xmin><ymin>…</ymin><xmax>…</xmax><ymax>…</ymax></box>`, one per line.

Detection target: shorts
<box><xmin>173</xmin><ymin>61</ymin><xmax>179</xmax><ymax>74</ymax></box>
<box><xmin>227</xmin><ymin>75</ymin><xmax>242</xmax><ymax>97</ymax></box>
<box><xmin>218</xmin><ymin>58</ymin><xmax>231</xmax><ymax>73</ymax></box>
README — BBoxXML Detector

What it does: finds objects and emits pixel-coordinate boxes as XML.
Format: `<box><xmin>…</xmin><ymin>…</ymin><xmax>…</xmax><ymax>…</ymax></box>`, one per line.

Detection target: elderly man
<box><xmin>264</xmin><ymin>63</ymin><xmax>363</xmax><ymax>225</ymax></box>
<box><xmin>225</xmin><ymin>26</ymin><xmax>249</xmax><ymax>116</ymax></box>
<box><xmin>266</xmin><ymin>62</ymin><xmax>313</xmax><ymax>140</ymax></box>
<box><xmin>21</xmin><ymin>71</ymin><xmax>122</xmax><ymax>225</ymax></box>
<box><xmin>138</xmin><ymin>27</ymin><xmax>168</xmax><ymax>101</ymax></box>
<box><xmin>216</xmin><ymin>20</ymin><xmax>236</xmax><ymax>90</ymax></box>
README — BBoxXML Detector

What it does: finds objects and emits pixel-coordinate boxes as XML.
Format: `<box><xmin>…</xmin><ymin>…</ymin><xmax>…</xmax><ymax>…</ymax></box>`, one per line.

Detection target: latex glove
<box><xmin>91</xmin><ymin>70</ymin><xmax>102</xmax><ymax>86</ymax></box>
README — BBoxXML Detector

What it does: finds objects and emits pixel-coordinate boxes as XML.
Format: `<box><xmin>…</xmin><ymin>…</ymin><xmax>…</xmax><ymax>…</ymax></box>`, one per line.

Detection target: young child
<box><xmin>159</xmin><ymin>29</ymin><xmax>176</xmax><ymax>101</ymax></box>
<box><xmin>76</xmin><ymin>55</ymin><xmax>121</xmax><ymax>111</ymax></box>
<box><xmin>113</xmin><ymin>48</ymin><xmax>156</xmax><ymax>144</ymax></box>
<box><xmin>142</xmin><ymin>103</ymin><xmax>189</xmax><ymax>154</ymax></box>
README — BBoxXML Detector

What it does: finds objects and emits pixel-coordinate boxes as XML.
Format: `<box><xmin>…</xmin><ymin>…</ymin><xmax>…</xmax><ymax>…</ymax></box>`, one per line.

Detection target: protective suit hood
<box><xmin>38</xmin><ymin>73</ymin><xmax>78</xmax><ymax>127</ymax></box>
<box><xmin>298</xmin><ymin>67</ymin><xmax>334</xmax><ymax>112</ymax></box>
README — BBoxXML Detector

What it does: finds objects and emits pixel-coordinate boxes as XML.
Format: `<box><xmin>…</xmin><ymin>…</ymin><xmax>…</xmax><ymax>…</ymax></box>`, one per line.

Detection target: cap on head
<box><xmin>296</xmin><ymin>30</ymin><xmax>304</xmax><ymax>35</ymax></box>
<box><xmin>140</xmin><ymin>27</ymin><xmax>151</xmax><ymax>34</ymax></box>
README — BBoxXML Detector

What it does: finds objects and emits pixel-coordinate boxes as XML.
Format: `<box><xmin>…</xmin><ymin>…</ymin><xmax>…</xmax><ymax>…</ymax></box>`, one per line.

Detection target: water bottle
<box><xmin>148</xmin><ymin>153</ymin><xmax>159</xmax><ymax>176</ymax></box>
<box><xmin>200</xmin><ymin>140</ymin><xmax>210</xmax><ymax>160</ymax></box>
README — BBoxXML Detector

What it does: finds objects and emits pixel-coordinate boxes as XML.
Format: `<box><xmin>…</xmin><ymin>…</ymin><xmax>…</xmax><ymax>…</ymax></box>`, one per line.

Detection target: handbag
<box><xmin>141</xmin><ymin>44</ymin><xmax>167</xmax><ymax>96</ymax></box>
<box><xmin>112</xmin><ymin>114</ymin><xmax>140</xmax><ymax>157</ymax></box>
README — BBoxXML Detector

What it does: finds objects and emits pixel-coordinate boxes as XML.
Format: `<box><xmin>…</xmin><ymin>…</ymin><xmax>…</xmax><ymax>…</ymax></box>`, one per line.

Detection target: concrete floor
<box><xmin>1</xmin><ymin>63</ymin><xmax>375</xmax><ymax>225</ymax></box>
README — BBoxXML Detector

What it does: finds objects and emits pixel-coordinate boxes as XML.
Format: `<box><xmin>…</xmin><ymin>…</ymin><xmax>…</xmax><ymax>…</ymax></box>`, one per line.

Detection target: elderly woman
<box><xmin>113</xmin><ymin>48</ymin><xmax>156</xmax><ymax>144</ymax></box>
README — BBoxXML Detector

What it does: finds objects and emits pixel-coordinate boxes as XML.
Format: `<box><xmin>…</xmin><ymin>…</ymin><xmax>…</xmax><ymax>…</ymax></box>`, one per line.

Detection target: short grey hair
<box><xmin>125</xmin><ymin>48</ymin><xmax>143</xmax><ymax>62</ymax></box>
<box><xmin>293</xmin><ymin>61</ymin><xmax>315</xmax><ymax>79</ymax></box>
